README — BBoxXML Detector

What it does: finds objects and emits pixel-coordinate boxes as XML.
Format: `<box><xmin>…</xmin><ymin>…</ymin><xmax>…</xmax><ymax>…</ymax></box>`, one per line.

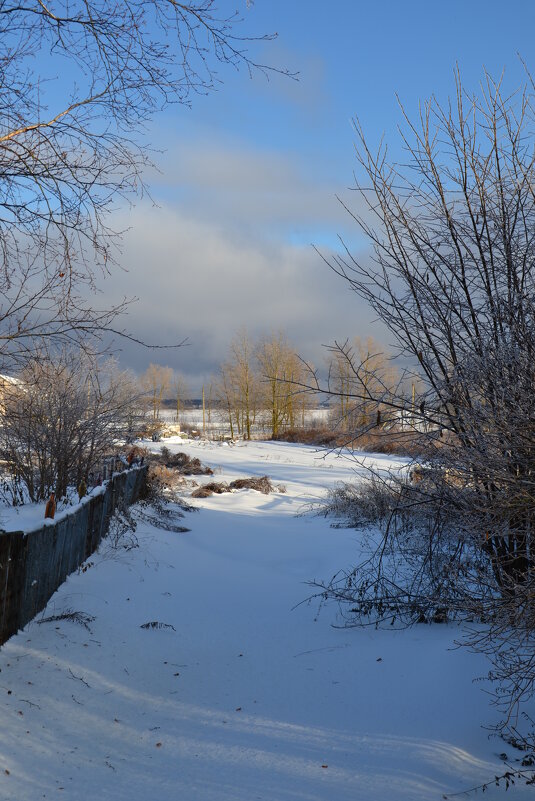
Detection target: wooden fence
<box><xmin>0</xmin><ymin>465</ymin><xmax>147</xmax><ymax>646</ymax></box>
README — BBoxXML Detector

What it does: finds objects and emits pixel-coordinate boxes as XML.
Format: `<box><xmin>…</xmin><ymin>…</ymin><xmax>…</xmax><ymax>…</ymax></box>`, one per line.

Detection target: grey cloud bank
<box><xmin>101</xmin><ymin>140</ymin><xmax>383</xmax><ymax>390</ymax></box>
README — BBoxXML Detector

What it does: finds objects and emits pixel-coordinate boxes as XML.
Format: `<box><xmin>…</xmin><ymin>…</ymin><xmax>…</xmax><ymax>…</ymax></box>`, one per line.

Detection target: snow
<box><xmin>0</xmin><ymin>438</ymin><xmax>530</xmax><ymax>799</ymax></box>
<box><xmin>0</xmin><ymin>373</ymin><xmax>22</xmax><ymax>386</ymax></box>
<box><xmin>159</xmin><ymin>406</ymin><xmax>331</xmax><ymax>437</ymax></box>
<box><xmin>0</xmin><ymin>484</ymin><xmax>108</xmax><ymax>535</ymax></box>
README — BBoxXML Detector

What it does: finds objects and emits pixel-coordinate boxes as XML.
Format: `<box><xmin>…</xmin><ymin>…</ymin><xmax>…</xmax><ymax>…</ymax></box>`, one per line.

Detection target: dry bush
<box><xmin>177</xmin><ymin>422</ymin><xmax>202</xmax><ymax>438</ymax></box>
<box><xmin>316</xmin><ymin>473</ymin><xmax>493</xmax><ymax>627</ymax></box>
<box><xmin>134</xmin><ymin>462</ymin><xmax>194</xmax><ymax>533</ymax></box>
<box><xmin>138</xmin><ymin>420</ymin><xmax>165</xmax><ymax>439</ymax></box>
<box><xmin>229</xmin><ymin>476</ymin><xmax>275</xmax><ymax>494</ymax></box>
<box><xmin>324</xmin><ymin>476</ymin><xmax>402</xmax><ymax>530</ymax></box>
<box><xmin>273</xmin><ymin>426</ymin><xmax>422</xmax><ymax>456</ymax></box>
<box><xmin>191</xmin><ymin>475</ymin><xmax>278</xmax><ymax>498</ymax></box>
<box><xmin>273</xmin><ymin>427</ymin><xmax>340</xmax><ymax>447</ymax></box>
<box><xmin>349</xmin><ymin>429</ymin><xmax>423</xmax><ymax>457</ymax></box>
<box><xmin>147</xmin><ymin>463</ymin><xmax>187</xmax><ymax>492</ymax></box>
<box><xmin>156</xmin><ymin>447</ymin><xmax>213</xmax><ymax>475</ymax></box>
<box><xmin>106</xmin><ymin>503</ymin><xmax>140</xmax><ymax>550</ymax></box>
<box><xmin>142</xmin><ymin>463</ymin><xmax>192</xmax><ymax>505</ymax></box>
<box><xmin>191</xmin><ymin>481</ymin><xmax>229</xmax><ymax>498</ymax></box>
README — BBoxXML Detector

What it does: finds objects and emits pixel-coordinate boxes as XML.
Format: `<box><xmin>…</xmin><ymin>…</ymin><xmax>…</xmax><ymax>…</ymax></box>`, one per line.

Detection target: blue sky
<box><xmin>164</xmin><ymin>0</ymin><xmax>535</xmax><ymax>170</ymax></box>
<box><xmin>101</xmin><ymin>0</ymin><xmax>535</xmax><ymax>388</ymax></box>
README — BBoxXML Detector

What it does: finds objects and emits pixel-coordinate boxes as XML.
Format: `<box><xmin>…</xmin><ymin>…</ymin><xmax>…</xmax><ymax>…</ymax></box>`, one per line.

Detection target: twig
<box><xmin>68</xmin><ymin>668</ymin><xmax>90</xmax><ymax>688</ymax></box>
<box><xmin>19</xmin><ymin>698</ymin><xmax>40</xmax><ymax>709</ymax></box>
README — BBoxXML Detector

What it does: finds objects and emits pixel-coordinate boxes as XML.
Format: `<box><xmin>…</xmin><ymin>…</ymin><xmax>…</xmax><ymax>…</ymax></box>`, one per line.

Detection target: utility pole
<box><xmin>202</xmin><ymin>385</ymin><xmax>206</xmax><ymax>438</ymax></box>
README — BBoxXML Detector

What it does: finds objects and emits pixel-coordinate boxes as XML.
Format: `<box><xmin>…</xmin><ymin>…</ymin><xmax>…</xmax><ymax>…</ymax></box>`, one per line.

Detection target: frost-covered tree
<box><xmin>0</xmin><ymin>350</ymin><xmax>141</xmax><ymax>500</ymax></box>
<box><xmin>315</xmin><ymin>68</ymin><xmax>535</xmax><ymax>739</ymax></box>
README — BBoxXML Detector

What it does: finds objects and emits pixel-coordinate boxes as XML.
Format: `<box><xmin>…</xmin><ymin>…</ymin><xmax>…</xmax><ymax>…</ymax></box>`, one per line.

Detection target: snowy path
<box><xmin>0</xmin><ymin>440</ymin><xmax>530</xmax><ymax>800</ymax></box>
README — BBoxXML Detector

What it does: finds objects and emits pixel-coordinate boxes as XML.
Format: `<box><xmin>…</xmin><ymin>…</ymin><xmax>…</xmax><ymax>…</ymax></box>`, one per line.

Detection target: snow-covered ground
<box><xmin>158</xmin><ymin>407</ymin><xmax>330</xmax><ymax>439</ymax></box>
<box><xmin>0</xmin><ymin>438</ymin><xmax>529</xmax><ymax>799</ymax></box>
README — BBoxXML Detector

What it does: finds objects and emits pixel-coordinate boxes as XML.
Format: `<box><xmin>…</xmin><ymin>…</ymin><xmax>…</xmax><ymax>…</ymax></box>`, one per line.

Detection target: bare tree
<box><xmin>0</xmin><ymin>1</ymin><xmax>290</xmax><ymax>372</ymax></box>
<box><xmin>327</xmin><ymin>336</ymin><xmax>399</xmax><ymax>434</ymax></box>
<box><xmin>172</xmin><ymin>372</ymin><xmax>191</xmax><ymax>423</ymax></box>
<box><xmin>215</xmin><ymin>330</ymin><xmax>261</xmax><ymax>440</ymax></box>
<box><xmin>257</xmin><ymin>332</ymin><xmax>305</xmax><ymax>438</ymax></box>
<box><xmin>232</xmin><ymin>330</ymin><xmax>261</xmax><ymax>440</ymax></box>
<box><xmin>313</xmin><ymin>68</ymin><xmax>535</xmax><ymax>744</ymax></box>
<box><xmin>214</xmin><ymin>331</ymin><xmax>308</xmax><ymax>440</ymax></box>
<box><xmin>142</xmin><ymin>363</ymin><xmax>173</xmax><ymax>420</ymax></box>
<box><xmin>0</xmin><ymin>349</ymin><xmax>141</xmax><ymax>500</ymax></box>
<box><xmin>327</xmin><ymin>68</ymin><xmax>535</xmax><ymax>591</ymax></box>
<box><xmin>216</xmin><ymin>361</ymin><xmax>238</xmax><ymax>438</ymax></box>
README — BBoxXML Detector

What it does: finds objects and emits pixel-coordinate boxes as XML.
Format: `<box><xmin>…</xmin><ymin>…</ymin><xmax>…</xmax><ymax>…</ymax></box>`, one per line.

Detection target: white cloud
<box><xmin>149</xmin><ymin>136</ymin><xmax>365</xmax><ymax>244</ymax></box>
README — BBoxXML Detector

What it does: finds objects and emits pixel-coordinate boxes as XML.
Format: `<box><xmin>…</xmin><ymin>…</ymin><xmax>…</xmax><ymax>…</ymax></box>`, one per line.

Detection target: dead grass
<box><xmin>191</xmin><ymin>481</ymin><xmax>228</xmax><ymax>498</ymax></box>
<box><xmin>37</xmin><ymin>610</ymin><xmax>96</xmax><ymax>630</ymax></box>
<box><xmin>229</xmin><ymin>476</ymin><xmax>277</xmax><ymax>494</ymax></box>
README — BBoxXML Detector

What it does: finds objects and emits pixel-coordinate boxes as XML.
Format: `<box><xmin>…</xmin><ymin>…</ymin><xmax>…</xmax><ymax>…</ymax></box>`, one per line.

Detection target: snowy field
<box><xmin>0</xmin><ymin>438</ymin><xmax>530</xmax><ymax>800</ymax></box>
<box><xmin>158</xmin><ymin>407</ymin><xmax>330</xmax><ymax>439</ymax></box>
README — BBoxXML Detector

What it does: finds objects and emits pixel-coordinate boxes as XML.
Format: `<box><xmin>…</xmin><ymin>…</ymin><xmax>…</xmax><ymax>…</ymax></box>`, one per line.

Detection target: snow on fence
<box><xmin>0</xmin><ymin>464</ymin><xmax>148</xmax><ymax>646</ymax></box>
